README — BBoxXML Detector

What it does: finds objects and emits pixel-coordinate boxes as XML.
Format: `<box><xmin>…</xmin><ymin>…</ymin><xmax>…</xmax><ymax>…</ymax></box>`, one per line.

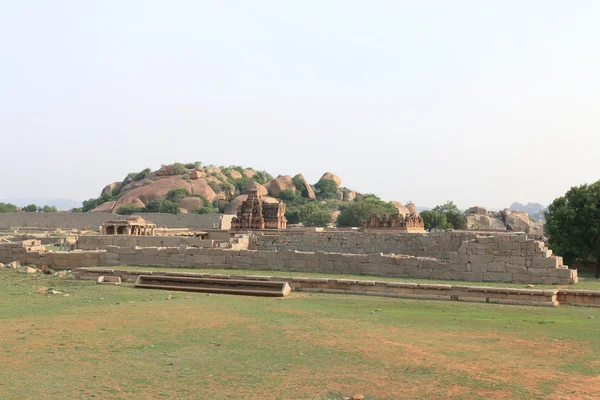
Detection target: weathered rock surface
<box><xmin>228</xmin><ymin>170</ymin><xmax>243</xmax><ymax>180</ymax></box>
<box><xmin>114</xmin><ymin>176</ymin><xmax>193</xmax><ymax>209</ymax></box>
<box><xmin>268</xmin><ymin>176</ymin><xmax>295</xmax><ymax>197</ymax></box>
<box><xmin>179</xmin><ymin>197</ymin><xmax>205</xmax><ymax>213</ymax></box>
<box><xmin>90</xmin><ymin>201</ymin><xmax>116</xmax><ymax>213</ymax></box>
<box><xmin>320</xmin><ymin>172</ymin><xmax>341</xmax><ymax>188</ymax></box>
<box><xmin>246</xmin><ymin>181</ymin><xmax>268</xmax><ymax>196</ymax></box>
<box><xmin>293</xmin><ymin>174</ymin><xmax>316</xmax><ymax>199</ymax></box>
<box><xmin>466</xmin><ymin>206</ymin><xmax>487</xmax><ymax>215</ymax></box>
<box><xmin>101</xmin><ymin>182</ymin><xmax>122</xmax><ymax>197</ymax></box>
<box><xmin>242</xmin><ymin>169</ymin><xmax>256</xmax><ymax>178</ymax></box>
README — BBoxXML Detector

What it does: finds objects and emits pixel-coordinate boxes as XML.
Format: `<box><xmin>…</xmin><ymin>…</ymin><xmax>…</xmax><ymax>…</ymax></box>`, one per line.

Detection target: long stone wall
<box><xmin>77</xmin><ymin>235</ymin><xmax>217</xmax><ymax>250</ymax></box>
<box><xmin>0</xmin><ymin>234</ymin><xmax>577</xmax><ymax>285</ymax></box>
<box><xmin>0</xmin><ymin>212</ymin><xmax>233</xmax><ymax>231</ymax></box>
<box><xmin>253</xmin><ymin>231</ymin><xmax>479</xmax><ymax>257</ymax></box>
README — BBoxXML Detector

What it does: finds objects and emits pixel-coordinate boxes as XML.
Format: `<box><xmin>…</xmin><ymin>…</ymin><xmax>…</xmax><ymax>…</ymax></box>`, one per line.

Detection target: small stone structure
<box><xmin>364</xmin><ymin>214</ymin><xmax>426</xmax><ymax>233</ymax></box>
<box><xmin>100</xmin><ymin>216</ymin><xmax>156</xmax><ymax>236</ymax></box>
<box><xmin>231</xmin><ymin>189</ymin><xmax>287</xmax><ymax>230</ymax></box>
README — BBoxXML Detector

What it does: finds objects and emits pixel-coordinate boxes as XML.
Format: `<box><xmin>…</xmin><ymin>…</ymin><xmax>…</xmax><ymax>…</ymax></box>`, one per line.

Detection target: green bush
<box><xmin>184</xmin><ymin>163</ymin><xmax>196</xmax><ymax>169</ymax></box>
<box><xmin>430</xmin><ymin>201</ymin><xmax>466</xmax><ymax>230</ymax></box>
<box><xmin>144</xmin><ymin>200</ymin><xmax>180</xmax><ymax>214</ymax></box>
<box><xmin>166</xmin><ymin>188</ymin><xmax>191</xmax><ymax>203</ymax></box>
<box><xmin>133</xmin><ymin>168</ymin><xmax>151</xmax><ymax>182</ymax></box>
<box><xmin>208</xmin><ymin>181</ymin><xmax>222</xmax><ymax>194</ymax></box>
<box><xmin>115</xmin><ymin>205</ymin><xmax>143</xmax><ymax>215</ymax></box>
<box><xmin>0</xmin><ymin>202</ymin><xmax>18</xmax><ymax>213</ymax></box>
<box><xmin>173</xmin><ymin>163</ymin><xmax>188</xmax><ymax>175</ymax></box>
<box><xmin>41</xmin><ymin>205</ymin><xmax>58</xmax><ymax>212</ymax></box>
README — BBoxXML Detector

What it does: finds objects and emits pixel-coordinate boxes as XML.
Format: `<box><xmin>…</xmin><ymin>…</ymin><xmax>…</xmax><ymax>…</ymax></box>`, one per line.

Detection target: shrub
<box><xmin>41</xmin><ymin>205</ymin><xmax>58</xmax><ymax>212</ymax></box>
<box><xmin>144</xmin><ymin>200</ymin><xmax>180</xmax><ymax>214</ymax></box>
<box><xmin>254</xmin><ymin>170</ymin><xmax>273</xmax><ymax>184</ymax></box>
<box><xmin>133</xmin><ymin>168</ymin><xmax>151</xmax><ymax>182</ymax></box>
<box><xmin>172</xmin><ymin>163</ymin><xmax>187</xmax><ymax>175</ymax></box>
<box><xmin>23</xmin><ymin>204</ymin><xmax>39</xmax><ymax>212</ymax></box>
<box><xmin>184</xmin><ymin>163</ymin><xmax>196</xmax><ymax>169</ymax></box>
<box><xmin>116</xmin><ymin>205</ymin><xmax>143</xmax><ymax>215</ymax></box>
<box><xmin>166</xmin><ymin>188</ymin><xmax>191</xmax><ymax>203</ymax></box>
<box><xmin>208</xmin><ymin>181</ymin><xmax>222</xmax><ymax>193</ymax></box>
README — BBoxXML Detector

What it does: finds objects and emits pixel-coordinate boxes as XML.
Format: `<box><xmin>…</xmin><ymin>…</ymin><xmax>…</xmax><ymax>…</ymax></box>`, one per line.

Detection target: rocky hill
<box><xmin>463</xmin><ymin>206</ymin><xmax>544</xmax><ymax>235</ymax></box>
<box><xmin>86</xmin><ymin>163</ymin><xmax>419</xmax><ymax>221</ymax></box>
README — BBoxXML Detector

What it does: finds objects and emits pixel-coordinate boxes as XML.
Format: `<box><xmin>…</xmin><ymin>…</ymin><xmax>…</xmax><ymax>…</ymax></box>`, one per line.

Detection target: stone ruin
<box><xmin>231</xmin><ymin>189</ymin><xmax>287</xmax><ymax>230</ymax></box>
<box><xmin>100</xmin><ymin>216</ymin><xmax>156</xmax><ymax>236</ymax></box>
<box><xmin>364</xmin><ymin>213</ymin><xmax>426</xmax><ymax>233</ymax></box>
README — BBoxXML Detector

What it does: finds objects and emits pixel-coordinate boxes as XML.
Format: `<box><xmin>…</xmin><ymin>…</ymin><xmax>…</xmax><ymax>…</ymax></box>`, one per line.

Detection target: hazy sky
<box><xmin>1</xmin><ymin>1</ymin><xmax>599</xmax><ymax>209</ymax></box>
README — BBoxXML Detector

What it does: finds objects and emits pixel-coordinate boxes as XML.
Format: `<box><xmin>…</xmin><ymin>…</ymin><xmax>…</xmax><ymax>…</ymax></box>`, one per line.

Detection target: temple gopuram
<box><xmin>363</xmin><ymin>213</ymin><xmax>426</xmax><ymax>233</ymax></box>
<box><xmin>231</xmin><ymin>189</ymin><xmax>287</xmax><ymax>230</ymax></box>
<box><xmin>100</xmin><ymin>216</ymin><xmax>156</xmax><ymax>235</ymax></box>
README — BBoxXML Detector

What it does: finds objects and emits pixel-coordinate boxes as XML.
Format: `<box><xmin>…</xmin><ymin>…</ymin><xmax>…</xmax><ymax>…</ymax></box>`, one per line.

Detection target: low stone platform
<box><xmin>74</xmin><ymin>268</ymin><xmax>600</xmax><ymax>307</ymax></box>
<box><xmin>134</xmin><ymin>275</ymin><xmax>291</xmax><ymax>297</ymax></box>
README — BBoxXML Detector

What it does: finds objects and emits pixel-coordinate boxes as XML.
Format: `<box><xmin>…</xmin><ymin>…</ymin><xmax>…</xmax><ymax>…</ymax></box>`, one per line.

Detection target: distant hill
<box><xmin>0</xmin><ymin>198</ymin><xmax>81</xmax><ymax>211</ymax></box>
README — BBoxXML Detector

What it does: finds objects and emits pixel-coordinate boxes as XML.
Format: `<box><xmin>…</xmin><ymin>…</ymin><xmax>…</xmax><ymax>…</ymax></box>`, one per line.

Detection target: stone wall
<box><xmin>0</xmin><ymin>241</ymin><xmax>105</xmax><ymax>269</ymax></box>
<box><xmin>253</xmin><ymin>231</ymin><xmax>480</xmax><ymax>257</ymax></box>
<box><xmin>0</xmin><ymin>234</ymin><xmax>577</xmax><ymax>285</ymax></box>
<box><xmin>0</xmin><ymin>212</ymin><xmax>234</xmax><ymax>231</ymax></box>
<box><xmin>77</xmin><ymin>235</ymin><xmax>217</xmax><ymax>250</ymax></box>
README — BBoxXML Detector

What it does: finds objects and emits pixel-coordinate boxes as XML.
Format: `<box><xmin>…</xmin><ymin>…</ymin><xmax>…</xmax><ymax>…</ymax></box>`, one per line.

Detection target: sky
<box><xmin>1</xmin><ymin>0</ymin><xmax>599</xmax><ymax>209</ymax></box>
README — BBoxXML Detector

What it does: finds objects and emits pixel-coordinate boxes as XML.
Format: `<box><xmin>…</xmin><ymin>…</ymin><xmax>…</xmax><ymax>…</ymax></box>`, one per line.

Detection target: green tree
<box><xmin>0</xmin><ymin>202</ymin><xmax>18</xmax><ymax>213</ymax></box>
<box><xmin>420</xmin><ymin>210</ymin><xmax>452</xmax><ymax>230</ymax></box>
<box><xmin>431</xmin><ymin>201</ymin><xmax>466</xmax><ymax>230</ymax></box>
<box><xmin>144</xmin><ymin>199</ymin><xmax>180</xmax><ymax>214</ymax></box>
<box><xmin>297</xmin><ymin>203</ymin><xmax>330</xmax><ymax>227</ymax></box>
<box><xmin>336</xmin><ymin>197</ymin><xmax>397</xmax><ymax>227</ymax></box>
<box><xmin>41</xmin><ymin>205</ymin><xmax>58</xmax><ymax>212</ymax></box>
<box><xmin>545</xmin><ymin>181</ymin><xmax>600</xmax><ymax>278</ymax></box>
<box><xmin>23</xmin><ymin>204</ymin><xmax>39</xmax><ymax>212</ymax></box>
<box><xmin>314</xmin><ymin>179</ymin><xmax>338</xmax><ymax>199</ymax></box>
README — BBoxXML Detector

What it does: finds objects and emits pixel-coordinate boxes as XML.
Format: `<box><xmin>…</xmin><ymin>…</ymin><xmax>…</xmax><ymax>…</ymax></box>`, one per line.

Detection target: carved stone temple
<box><xmin>363</xmin><ymin>213</ymin><xmax>426</xmax><ymax>233</ymax></box>
<box><xmin>100</xmin><ymin>216</ymin><xmax>157</xmax><ymax>235</ymax></box>
<box><xmin>231</xmin><ymin>189</ymin><xmax>287</xmax><ymax>230</ymax></box>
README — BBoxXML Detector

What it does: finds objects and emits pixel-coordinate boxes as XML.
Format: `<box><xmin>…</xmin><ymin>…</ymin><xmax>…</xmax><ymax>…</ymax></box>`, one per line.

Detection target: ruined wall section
<box><xmin>77</xmin><ymin>235</ymin><xmax>217</xmax><ymax>250</ymax></box>
<box><xmin>253</xmin><ymin>231</ymin><xmax>479</xmax><ymax>257</ymax></box>
<box><xmin>0</xmin><ymin>235</ymin><xmax>576</xmax><ymax>285</ymax></box>
<box><xmin>0</xmin><ymin>241</ymin><xmax>105</xmax><ymax>269</ymax></box>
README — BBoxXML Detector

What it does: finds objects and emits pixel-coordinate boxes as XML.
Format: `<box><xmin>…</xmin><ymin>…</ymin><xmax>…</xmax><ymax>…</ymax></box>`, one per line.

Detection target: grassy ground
<box><xmin>98</xmin><ymin>265</ymin><xmax>600</xmax><ymax>291</ymax></box>
<box><xmin>1</xmin><ymin>269</ymin><xmax>599</xmax><ymax>400</ymax></box>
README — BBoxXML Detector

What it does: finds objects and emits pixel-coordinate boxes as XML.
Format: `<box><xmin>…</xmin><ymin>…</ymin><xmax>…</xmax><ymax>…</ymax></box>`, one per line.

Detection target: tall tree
<box><xmin>545</xmin><ymin>181</ymin><xmax>600</xmax><ymax>278</ymax></box>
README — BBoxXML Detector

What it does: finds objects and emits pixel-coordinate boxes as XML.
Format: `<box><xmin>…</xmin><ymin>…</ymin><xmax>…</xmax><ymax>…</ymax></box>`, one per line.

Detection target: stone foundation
<box><xmin>73</xmin><ymin>268</ymin><xmax>593</xmax><ymax>307</ymax></box>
